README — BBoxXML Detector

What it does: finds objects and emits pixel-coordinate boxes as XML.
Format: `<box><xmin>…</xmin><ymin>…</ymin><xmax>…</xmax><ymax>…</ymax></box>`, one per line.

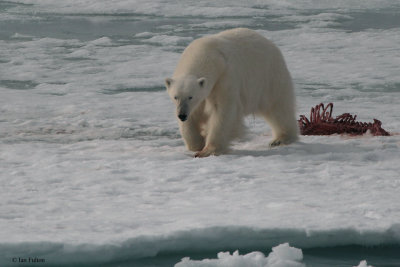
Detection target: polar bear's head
<box><xmin>165</xmin><ymin>75</ymin><xmax>210</xmax><ymax>122</ymax></box>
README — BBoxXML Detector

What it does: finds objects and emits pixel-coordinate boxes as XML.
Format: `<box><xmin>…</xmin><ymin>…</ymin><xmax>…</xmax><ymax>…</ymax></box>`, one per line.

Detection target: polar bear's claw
<box><xmin>269</xmin><ymin>139</ymin><xmax>282</xmax><ymax>147</ymax></box>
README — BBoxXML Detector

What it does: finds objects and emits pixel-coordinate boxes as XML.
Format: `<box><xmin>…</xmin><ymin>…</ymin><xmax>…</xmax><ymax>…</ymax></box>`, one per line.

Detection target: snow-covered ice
<box><xmin>176</xmin><ymin>243</ymin><xmax>304</xmax><ymax>267</ymax></box>
<box><xmin>1</xmin><ymin>0</ymin><xmax>400</xmax><ymax>266</ymax></box>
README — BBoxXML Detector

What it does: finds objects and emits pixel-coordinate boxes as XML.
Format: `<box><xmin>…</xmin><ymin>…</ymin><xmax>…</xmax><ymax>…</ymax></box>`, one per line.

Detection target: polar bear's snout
<box><xmin>178</xmin><ymin>114</ymin><xmax>188</xmax><ymax>121</ymax></box>
<box><xmin>177</xmin><ymin>102</ymin><xmax>189</xmax><ymax>121</ymax></box>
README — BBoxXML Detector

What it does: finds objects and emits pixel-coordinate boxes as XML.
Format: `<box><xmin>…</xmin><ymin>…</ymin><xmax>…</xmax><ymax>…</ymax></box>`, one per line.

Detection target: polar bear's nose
<box><xmin>178</xmin><ymin>114</ymin><xmax>187</xmax><ymax>121</ymax></box>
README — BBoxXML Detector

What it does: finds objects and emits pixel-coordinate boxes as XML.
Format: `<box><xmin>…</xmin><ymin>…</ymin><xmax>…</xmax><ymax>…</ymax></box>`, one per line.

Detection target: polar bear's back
<box><xmin>214</xmin><ymin>28</ymin><xmax>293</xmax><ymax>114</ymax></box>
<box><xmin>214</xmin><ymin>28</ymin><xmax>285</xmax><ymax>81</ymax></box>
<box><xmin>216</xmin><ymin>28</ymin><xmax>275</xmax><ymax>49</ymax></box>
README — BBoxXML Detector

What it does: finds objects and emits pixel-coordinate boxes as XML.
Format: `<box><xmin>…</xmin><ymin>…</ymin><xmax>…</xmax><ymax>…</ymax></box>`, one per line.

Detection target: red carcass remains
<box><xmin>298</xmin><ymin>103</ymin><xmax>390</xmax><ymax>136</ymax></box>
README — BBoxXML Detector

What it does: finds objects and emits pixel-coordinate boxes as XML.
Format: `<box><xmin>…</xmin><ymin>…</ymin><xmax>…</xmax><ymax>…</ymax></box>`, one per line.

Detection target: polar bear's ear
<box><xmin>165</xmin><ymin>78</ymin><xmax>173</xmax><ymax>89</ymax></box>
<box><xmin>197</xmin><ymin>77</ymin><xmax>206</xmax><ymax>88</ymax></box>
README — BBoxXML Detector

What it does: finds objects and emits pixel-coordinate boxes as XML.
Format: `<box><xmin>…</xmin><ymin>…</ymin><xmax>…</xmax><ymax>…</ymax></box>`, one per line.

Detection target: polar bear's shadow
<box><xmin>229</xmin><ymin>141</ymin><xmax>368</xmax><ymax>157</ymax></box>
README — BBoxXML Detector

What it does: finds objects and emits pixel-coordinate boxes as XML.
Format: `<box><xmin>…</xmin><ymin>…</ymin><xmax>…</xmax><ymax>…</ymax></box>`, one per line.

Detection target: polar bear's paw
<box><xmin>194</xmin><ymin>145</ymin><xmax>222</xmax><ymax>158</ymax></box>
<box><xmin>269</xmin><ymin>139</ymin><xmax>283</xmax><ymax>147</ymax></box>
<box><xmin>269</xmin><ymin>135</ymin><xmax>297</xmax><ymax>147</ymax></box>
<box><xmin>194</xmin><ymin>148</ymin><xmax>214</xmax><ymax>158</ymax></box>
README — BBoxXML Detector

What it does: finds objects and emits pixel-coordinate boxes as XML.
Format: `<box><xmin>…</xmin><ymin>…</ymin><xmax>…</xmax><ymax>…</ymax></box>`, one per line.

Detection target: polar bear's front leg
<box><xmin>179</xmin><ymin>119</ymin><xmax>205</xmax><ymax>152</ymax></box>
<box><xmin>195</xmin><ymin>101</ymin><xmax>238</xmax><ymax>158</ymax></box>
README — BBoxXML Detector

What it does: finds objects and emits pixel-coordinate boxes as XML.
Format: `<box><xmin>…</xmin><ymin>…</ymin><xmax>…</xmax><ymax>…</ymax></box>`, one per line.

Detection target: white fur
<box><xmin>166</xmin><ymin>28</ymin><xmax>298</xmax><ymax>157</ymax></box>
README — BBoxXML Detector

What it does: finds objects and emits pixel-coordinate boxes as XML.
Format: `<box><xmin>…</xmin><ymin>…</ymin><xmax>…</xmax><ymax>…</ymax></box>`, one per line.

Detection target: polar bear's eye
<box><xmin>174</xmin><ymin>96</ymin><xmax>178</xmax><ymax>100</ymax></box>
<box><xmin>188</xmin><ymin>96</ymin><xmax>193</xmax><ymax>100</ymax></box>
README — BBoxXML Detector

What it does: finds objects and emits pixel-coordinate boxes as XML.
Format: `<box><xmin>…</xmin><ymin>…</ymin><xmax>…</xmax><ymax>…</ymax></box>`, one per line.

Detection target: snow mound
<box><xmin>175</xmin><ymin>243</ymin><xmax>304</xmax><ymax>267</ymax></box>
<box><xmin>354</xmin><ymin>260</ymin><xmax>374</xmax><ymax>267</ymax></box>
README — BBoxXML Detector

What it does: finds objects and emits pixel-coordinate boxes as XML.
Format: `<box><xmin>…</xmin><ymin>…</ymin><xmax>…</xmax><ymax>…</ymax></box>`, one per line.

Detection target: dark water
<box><xmin>43</xmin><ymin>244</ymin><xmax>400</xmax><ymax>267</ymax></box>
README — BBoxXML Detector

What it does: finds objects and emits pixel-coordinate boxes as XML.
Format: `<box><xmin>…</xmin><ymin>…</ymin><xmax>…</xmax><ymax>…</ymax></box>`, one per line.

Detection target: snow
<box><xmin>354</xmin><ymin>260</ymin><xmax>373</xmax><ymax>267</ymax></box>
<box><xmin>1</xmin><ymin>0</ymin><xmax>400</xmax><ymax>266</ymax></box>
<box><xmin>176</xmin><ymin>243</ymin><xmax>304</xmax><ymax>267</ymax></box>
<box><xmin>141</xmin><ymin>35</ymin><xmax>194</xmax><ymax>46</ymax></box>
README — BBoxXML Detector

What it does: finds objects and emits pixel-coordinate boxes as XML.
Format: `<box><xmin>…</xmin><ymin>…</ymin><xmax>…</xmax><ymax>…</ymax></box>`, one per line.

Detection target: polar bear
<box><xmin>165</xmin><ymin>28</ymin><xmax>298</xmax><ymax>157</ymax></box>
